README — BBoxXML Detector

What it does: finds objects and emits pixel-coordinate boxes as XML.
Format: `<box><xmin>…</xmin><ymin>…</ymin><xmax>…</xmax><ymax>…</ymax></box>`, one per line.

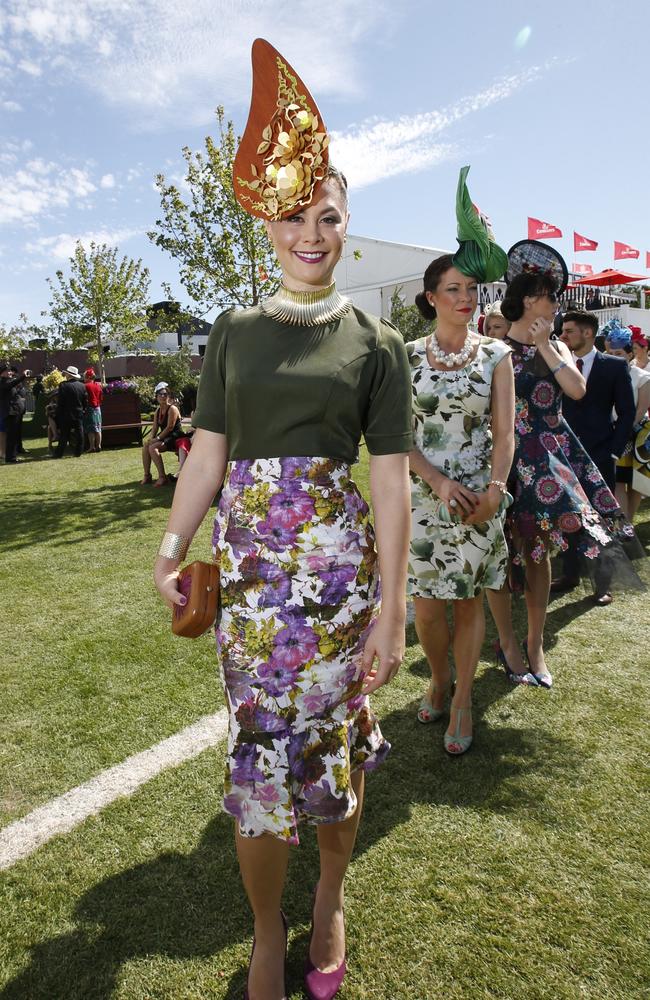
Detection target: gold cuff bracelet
<box><xmin>158</xmin><ymin>531</ymin><xmax>190</xmax><ymax>561</ymax></box>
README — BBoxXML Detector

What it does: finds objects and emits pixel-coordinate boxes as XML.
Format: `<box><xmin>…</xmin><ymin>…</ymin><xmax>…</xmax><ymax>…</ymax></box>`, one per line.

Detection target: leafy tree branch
<box><xmin>148</xmin><ymin>107</ymin><xmax>280</xmax><ymax>313</ymax></box>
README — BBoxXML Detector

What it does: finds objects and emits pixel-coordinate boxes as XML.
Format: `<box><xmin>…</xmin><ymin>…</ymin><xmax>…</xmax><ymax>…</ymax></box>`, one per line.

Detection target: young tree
<box><xmin>389</xmin><ymin>288</ymin><xmax>432</xmax><ymax>344</ymax></box>
<box><xmin>152</xmin><ymin>342</ymin><xmax>198</xmax><ymax>402</ymax></box>
<box><xmin>47</xmin><ymin>242</ymin><xmax>150</xmax><ymax>382</ymax></box>
<box><xmin>0</xmin><ymin>322</ymin><xmax>29</xmax><ymax>362</ymax></box>
<box><xmin>0</xmin><ymin>313</ymin><xmax>57</xmax><ymax>361</ymax></box>
<box><xmin>148</xmin><ymin>107</ymin><xmax>280</xmax><ymax>314</ymax></box>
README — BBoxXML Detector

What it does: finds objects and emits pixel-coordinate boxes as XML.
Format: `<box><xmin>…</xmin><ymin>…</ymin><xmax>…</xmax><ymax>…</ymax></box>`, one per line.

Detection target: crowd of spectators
<box><xmin>1</xmin><ymin>366</ymin><xmax>194</xmax><ymax>480</ymax></box>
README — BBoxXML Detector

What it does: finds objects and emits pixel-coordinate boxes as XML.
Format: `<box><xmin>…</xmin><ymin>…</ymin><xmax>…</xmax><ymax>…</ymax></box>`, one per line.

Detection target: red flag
<box><xmin>614</xmin><ymin>241</ymin><xmax>639</xmax><ymax>260</ymax></box>
<box><xmin>573</xmin><ymin>231</ymin><xmax>598</xmax><ymax>251</ymax></box>
<box><xmin>528</xmin><ymin>217</ymin><xmax>562</xmax><ymax>239</ymax></box>
<box><xmin>646</xmin><ymin>251</ymin><xmax>650</xmax><ymax>269</ymax></box>
<box><xmin>573</xmin><ymin>263</ymin><xmax>593</xmax><ymax>275</ymax></box>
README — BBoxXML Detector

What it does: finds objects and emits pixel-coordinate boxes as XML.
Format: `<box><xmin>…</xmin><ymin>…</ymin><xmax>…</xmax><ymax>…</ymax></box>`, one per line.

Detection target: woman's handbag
<box><xmin>172</xmin><ymin>561</ymin><xmax>220</xmax><ymax>638</ymax></box>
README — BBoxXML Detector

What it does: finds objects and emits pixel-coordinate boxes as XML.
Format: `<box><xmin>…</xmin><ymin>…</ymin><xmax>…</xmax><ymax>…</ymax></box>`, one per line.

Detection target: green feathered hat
<box><xmin>452</xmin><ymin>165</ymin><xmax>507</xmax><ymax>283</ymax></box>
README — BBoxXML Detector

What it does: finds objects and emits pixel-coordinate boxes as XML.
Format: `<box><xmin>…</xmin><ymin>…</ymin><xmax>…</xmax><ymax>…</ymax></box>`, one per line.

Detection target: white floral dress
<box><xmin>406</xmin><ymin>336</ymin><xmax>511</xmax><ymax>600</ymax></box>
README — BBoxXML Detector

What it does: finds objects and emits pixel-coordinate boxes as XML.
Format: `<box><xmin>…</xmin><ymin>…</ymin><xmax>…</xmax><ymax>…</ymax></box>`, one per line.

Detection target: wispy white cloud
<box><xmin>0</xmin><ymin>0</ymin><xmax>389</xmax><ymax>128</ymax></box>
<box><xmin>1</xmin><ymin>99</ymin><xmax>21</xmax><ymax>111</ymax></box>
<box><xmin>17</xmin><ymin>58</ymin><xmax>42</xmax><ymax>76</ymax></box>
<box><xmin>25</xmin><ymin>226</ymin><xmax>141</xmax><ymax>261</ymax></box>
<box><xmin>0</xmin><ymin>157</ymin><xmax>96</xmax><ymax>224</ymax></box>
<box><xmin>100</xmin><ymin>172</ymin><xmax>115</xmax><ymax>189</ymax></box>
<box><xmin>4</xmin><ymin>139</ymin><xmax>33</xmax><ymax>150</ymax></box>
<box><xmin>8</xmin><ymin>4</ymin><xmax>93</xmax><ymax>46</ymax></box>
<box><xmin>331</xmin><ymin>64</ymin><xmax>550</xmax><ymax>190</ymax></box>
<box><xmin>0</xmin><ymin>138</ymin><xmax>33</xmax><ymax>165</ymax></box>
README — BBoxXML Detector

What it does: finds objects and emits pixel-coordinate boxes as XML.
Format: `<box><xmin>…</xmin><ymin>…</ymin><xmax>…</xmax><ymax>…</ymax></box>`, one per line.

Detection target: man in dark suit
<box><xmin>54</xmin><ymin>366</ymin><xmax>88</xmax><ymax>458</ymax></box>
<box><xmin>0</xmin><ymin>363</ymin><xmax>31</xmax><ymax>464</ymax></box>
<box><xmin>553</xmin><ymin>309</ymin><xmax>635</xmax><ymax>603</ymax></box>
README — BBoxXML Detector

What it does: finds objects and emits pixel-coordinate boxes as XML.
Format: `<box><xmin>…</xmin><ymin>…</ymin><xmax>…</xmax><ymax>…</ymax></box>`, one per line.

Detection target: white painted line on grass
<box><xmin>0</xmin><ymin>709</ymin><xmax>229</xmax><ymax>871</ymax></box>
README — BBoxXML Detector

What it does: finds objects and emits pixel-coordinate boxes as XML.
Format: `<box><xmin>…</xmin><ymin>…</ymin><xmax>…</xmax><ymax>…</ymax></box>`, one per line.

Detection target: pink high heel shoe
<box><xmin>304</xmin><ymin>891</ymin><xmax>346</xmax><ymax>1000</ymax></box>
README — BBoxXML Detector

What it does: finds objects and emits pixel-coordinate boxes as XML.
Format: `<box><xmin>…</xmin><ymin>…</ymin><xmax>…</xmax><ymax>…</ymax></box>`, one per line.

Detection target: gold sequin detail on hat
<box><xmin>236</xmin><ymin>57</ymin><xmax>329</xmax><ymax>219</ymax></box>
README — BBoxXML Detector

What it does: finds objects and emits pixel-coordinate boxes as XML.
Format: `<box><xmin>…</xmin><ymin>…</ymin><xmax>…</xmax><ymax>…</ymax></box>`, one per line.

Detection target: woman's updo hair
<box><xmin>501</xmin><ymin>271</ymin><xmax>559</xmax><ymax>322</ymax></box>
<box><xmin>415</xmin><ymin>253</ymin><xmax>456</xmax><ymax>320</ymax></box>
<box><xmin>325</xmin><ymin>165</ymin><xmax>348</xmax><ymax>208</ymax></box>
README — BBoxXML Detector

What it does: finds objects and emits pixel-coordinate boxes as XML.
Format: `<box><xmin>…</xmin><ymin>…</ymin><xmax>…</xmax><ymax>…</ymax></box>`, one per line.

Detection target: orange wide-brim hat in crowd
<box><xmin>232</xmin><ymin>38</ymin><xmax>330</xmax><ymax>221</ymax></box>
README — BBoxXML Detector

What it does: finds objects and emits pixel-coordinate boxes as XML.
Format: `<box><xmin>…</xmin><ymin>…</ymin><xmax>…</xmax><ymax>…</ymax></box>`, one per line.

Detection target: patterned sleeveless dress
<box><xmin>505</xmin><ymin>336</ymin><xmax>640</xmax><ymax>577</ymax></box>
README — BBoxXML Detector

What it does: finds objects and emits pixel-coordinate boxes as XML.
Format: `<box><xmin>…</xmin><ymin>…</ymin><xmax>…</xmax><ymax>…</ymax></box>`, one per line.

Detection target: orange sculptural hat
<box><xmin>233</xmin><ymin>38</ymin><xmax>330</xmax><ymax>220</ymax></box>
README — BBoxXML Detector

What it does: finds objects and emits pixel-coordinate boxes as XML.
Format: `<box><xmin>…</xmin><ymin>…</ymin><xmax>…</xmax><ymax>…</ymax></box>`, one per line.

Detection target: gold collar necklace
<box><xmin>260</xmin><ymin>282</ymin><xmax>351</xmax><ymax>326</ymax></box>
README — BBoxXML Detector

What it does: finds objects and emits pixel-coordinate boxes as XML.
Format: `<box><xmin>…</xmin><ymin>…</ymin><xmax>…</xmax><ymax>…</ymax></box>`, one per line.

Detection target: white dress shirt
<box><xmin>574</xmin><ymin>345</ymin><xmax>598</xmax><ymax>381</ymax></box>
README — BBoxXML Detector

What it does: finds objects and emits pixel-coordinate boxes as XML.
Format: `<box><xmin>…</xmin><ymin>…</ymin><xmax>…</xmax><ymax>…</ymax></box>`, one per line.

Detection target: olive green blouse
<box><xmin>193</xmin><ymin>304</ymin><xmax>413</xmax><ymax>463</ymax></box>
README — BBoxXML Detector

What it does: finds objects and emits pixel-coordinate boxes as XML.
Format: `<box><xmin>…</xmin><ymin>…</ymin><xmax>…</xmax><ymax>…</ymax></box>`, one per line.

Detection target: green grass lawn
<box><xmin>0</xmin><ymin>439</ymin><xmax>648</xmax><ymax>999</ymax></box>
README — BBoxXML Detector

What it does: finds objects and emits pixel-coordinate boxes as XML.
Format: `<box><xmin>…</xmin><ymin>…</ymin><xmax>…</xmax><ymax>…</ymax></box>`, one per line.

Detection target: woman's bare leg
<box><xmin>485</xmin><ymin>587</ymin><xmax>527</xmax><ymax>674</ymax></box>
<box><xmin>615</xmin><ymin>482</ymin><xmax>630</xmax><ymax>519</ymax></box>
<box><xmin>47</xmin><ymin>419</ymin><xmax>58</xmax><ymax>451</ymax></box>
<box><xmin>413</xmin><ymin>596</ymin><xmax>452</xmax><ymax>710</ymax></box>
<box><xmin>448</xmin><ymin>595</ymin><xmax>484</xmax><ymax>740</ymax></box>
<box><xmin>627</xmin><ymin>487</ymin><xmax>643</xmax><ymax>520</ymax></box>
<box><xmin>312</xmin><ymin>770</ymin><xmax>365</xmax><ymax>972</ymax></box>
<box><xmin>149</xmin><ymin>443</ymin><xmax>166</xmax><ymax>482</ymax></box>
<box><xmin>141</xmin><ymin>440</ymin><xmax>152</xmax><ymax>478</ymax></box>
<box><xmin>235</xmin><ymin>829</ymin><xmax>290</xmax><ymax>1000</ymax></box>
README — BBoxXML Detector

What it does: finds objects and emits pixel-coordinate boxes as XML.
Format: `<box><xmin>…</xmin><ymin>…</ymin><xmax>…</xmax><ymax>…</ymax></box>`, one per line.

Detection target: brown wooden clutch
<box><xmin>172</xmin><ymin>561</ymin><xmax>219</xmax><ymax>638</ymax></box>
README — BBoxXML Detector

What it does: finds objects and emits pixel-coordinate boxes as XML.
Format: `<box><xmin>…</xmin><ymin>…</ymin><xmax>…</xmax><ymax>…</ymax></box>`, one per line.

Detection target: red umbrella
<box><xmin>574</xmin><ymin>268</ymin><xmax>649</xmax><ymax>286</ymax></box>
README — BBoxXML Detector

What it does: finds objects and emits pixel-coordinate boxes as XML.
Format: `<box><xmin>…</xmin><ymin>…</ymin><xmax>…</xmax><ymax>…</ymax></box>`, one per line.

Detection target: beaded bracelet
<box><xmin>488</xmin><ymin>480</ymin><xmax>508</xmax><ymax>494</ymax></box>
<box><xmin>158</xmin><ymin>531</ymin><xmax>190</xmax><ymax>561</ymax></box>
<box><xmin>551</xmin><ymin>360</ymin><xmax>567</xmax><ymax>374</ymax></box>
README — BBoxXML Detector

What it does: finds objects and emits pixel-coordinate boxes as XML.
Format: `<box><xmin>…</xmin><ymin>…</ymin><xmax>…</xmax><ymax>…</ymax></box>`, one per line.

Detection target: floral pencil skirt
<box><xmin>212</xmin><ymin>456</ymin><xmax>390</xmax><ymax>845</ymax></box>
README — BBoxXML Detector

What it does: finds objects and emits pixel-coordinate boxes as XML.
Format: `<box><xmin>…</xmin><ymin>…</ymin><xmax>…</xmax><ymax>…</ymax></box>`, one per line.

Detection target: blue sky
<box><xmin>1</xmin><ymin>0</ymin><xmax>649</xmax><ymax>328</ymax></box>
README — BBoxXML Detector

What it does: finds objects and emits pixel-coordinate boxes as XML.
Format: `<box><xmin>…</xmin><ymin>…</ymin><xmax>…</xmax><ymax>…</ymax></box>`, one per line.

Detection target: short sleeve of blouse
<box><xmin>192</xmin><ymin>310</ymin><xmax>230</xmax><ymax>434</ymax></box>
<box><xmin>363</xmin><ymin>319</ymin><xmax>414</xmax><ymax>455</ymax></box>
<box><xmin>483</xmin><ymin>336</ymin><xmax>512</xmax><ymax>369</ymax></box>
<box><xmin>634</xmin><ymin>366</ymin><xmax>650</xmax><ymax>388</ymax></box>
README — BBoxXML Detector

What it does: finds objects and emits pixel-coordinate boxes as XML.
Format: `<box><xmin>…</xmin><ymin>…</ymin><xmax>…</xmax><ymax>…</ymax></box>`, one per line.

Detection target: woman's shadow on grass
<box><xmin>3</xmin><ymin>481</ymin><xmax>176</xmax><ymax>552</ymax></box>
<box><xmin>1</xmin><ymin>632</ymin><xmax>580</xmax><ymax>1000</ymax></box>
<box><xmin>0</xmin><ymin>808</ymin><xmax>249</xmax><ymax>1000</ymax></box>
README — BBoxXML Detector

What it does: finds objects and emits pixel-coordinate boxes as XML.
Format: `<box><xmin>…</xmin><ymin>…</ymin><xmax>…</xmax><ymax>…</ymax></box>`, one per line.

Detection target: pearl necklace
<box><xmin>260</xmin><ymin>282</ymin><xmax>351</xmax><ymax>326</ymax></box>
<box><xmin>428</xmin><ymin>330</ymin><xmax>474</xmax><ymax>368</ymax></box>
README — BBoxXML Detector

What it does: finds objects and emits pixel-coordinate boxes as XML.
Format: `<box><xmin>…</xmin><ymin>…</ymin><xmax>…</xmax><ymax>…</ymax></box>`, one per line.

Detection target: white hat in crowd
<box><xmin>64</xmin><ymin>366</ymin><xmax>82</xmax><ymax>379</ymax></box>
<box><xmin>154</xmin><ymin>381</ymin><xmax>169</xmax><ymax>394</ymax></box>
